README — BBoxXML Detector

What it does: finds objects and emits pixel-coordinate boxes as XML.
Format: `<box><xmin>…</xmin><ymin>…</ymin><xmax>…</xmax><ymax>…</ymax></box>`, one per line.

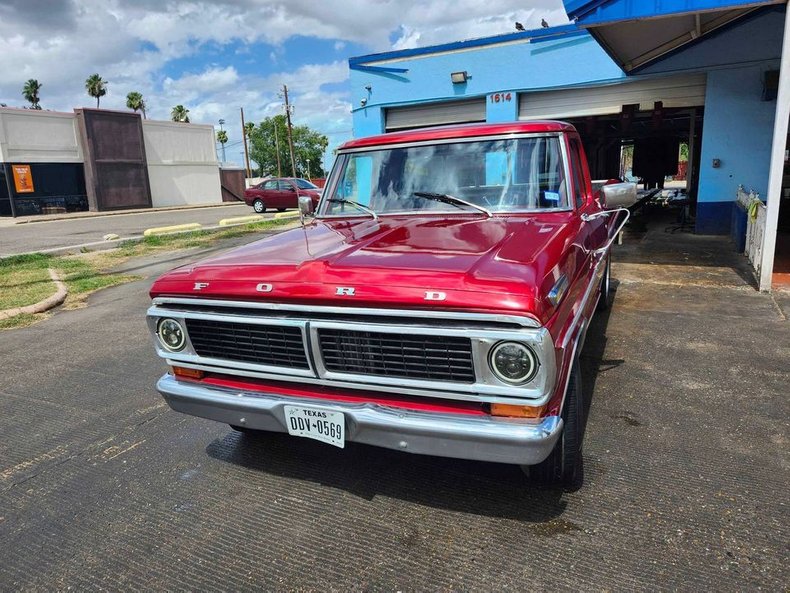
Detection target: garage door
<box><xmin>385</xmin><ymin>98</ymin><xmax>486</xmax><ymax>132</ymax></box>
<box><xmin>518</xmin><ymin>73</ymin><xmax>707</xmax><ymax>120</ymax></box>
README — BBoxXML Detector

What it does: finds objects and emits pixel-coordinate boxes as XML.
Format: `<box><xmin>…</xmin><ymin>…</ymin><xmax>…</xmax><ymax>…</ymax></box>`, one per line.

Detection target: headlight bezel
<box><xmin>487</xmin><ymin>340</ymin><xmax>540</xmax><ymax>386</ymax></box>
<box><xmin>156</xmin><ymin>317</ymin><xmax>187</xmax><ymax>352</ymax></box>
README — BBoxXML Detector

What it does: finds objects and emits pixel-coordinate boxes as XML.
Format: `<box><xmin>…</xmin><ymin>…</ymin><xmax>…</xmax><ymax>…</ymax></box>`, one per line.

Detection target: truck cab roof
<box><xmin>339</xmin><ymin>121</ymin><xmax>578</xmax><ymax>151</ymax></box>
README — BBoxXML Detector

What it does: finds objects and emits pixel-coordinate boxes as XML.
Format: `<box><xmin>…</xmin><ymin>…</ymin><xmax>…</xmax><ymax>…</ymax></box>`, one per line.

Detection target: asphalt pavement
<box><xmin>0</xmin><ymin>202</ymin><xmax>260</xmax><ymax>257</ymax></box>
<box><xmin>0</xmin><ymin>216</ymin><xmax>787</xmax><ymax>591</ymax></box>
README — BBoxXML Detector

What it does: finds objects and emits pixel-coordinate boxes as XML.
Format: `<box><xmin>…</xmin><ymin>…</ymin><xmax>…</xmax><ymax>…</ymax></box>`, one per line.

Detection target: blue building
<box><xmin>348</xmin><ymin>1</ymin><xmax>790</xmax><ymax>291</ymax></box>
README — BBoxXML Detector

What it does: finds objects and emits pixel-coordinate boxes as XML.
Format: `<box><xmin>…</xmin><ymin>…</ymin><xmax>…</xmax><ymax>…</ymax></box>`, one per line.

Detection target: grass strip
<box><xmin>0</xmin><ymin>216</ymin><xmax>299</xmax><ymax>329</ymax></box>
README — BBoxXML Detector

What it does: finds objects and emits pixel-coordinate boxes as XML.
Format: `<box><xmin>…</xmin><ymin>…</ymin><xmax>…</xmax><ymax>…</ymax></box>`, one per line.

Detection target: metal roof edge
<box><xmin>348</xmin><ymin>24</ymin><xmax>581</xmax><ymax>67</ymax></box>
<box><xmin>566</xmin><ymin>0</ymin><xmax>782</xmax><ymax>27</ymax></box>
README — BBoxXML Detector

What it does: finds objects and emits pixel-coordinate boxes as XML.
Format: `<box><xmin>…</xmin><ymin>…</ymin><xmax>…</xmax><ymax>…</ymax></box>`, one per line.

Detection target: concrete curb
<box><xmin>5</xmin><ymin>201</ymin><xmax>247</xmax><ymax>226</ymax></box>
<box><xmin>219</xmin><ymin>214</ymin><xmax>264</xmax><ymax>226</ymax></box>
<box><xmin>274</xmin><ymin>211</ymin><xmax>301</xmax><ymax>219</ymax></box>
<box><xmin>143</xmin><ymin>223</ymin><xmax>202</xmax><ymax>237</ymax></box>
<box><xmin>0</xmin><ymin>268</ymin><xmax>68</xmax><ymax>320</ymax></box>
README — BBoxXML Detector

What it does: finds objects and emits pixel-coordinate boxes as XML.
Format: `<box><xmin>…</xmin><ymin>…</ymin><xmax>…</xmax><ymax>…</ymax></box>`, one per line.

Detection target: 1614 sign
<box><xmin>489</xmin><ymin>92</ymin><xmax>513</xmax><ymax>103</ymax></box>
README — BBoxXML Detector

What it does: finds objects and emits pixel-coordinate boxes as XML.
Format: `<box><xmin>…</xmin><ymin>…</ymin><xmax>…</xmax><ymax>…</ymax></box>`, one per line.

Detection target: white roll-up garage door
<box><xmin>385</xmin><ymin>98</ymin><xmax>486</xmax><ymax>132</ymax></box>
<box><xmin>518</xmin><ymin>73</ymin><xmax>707</xmax><ymax>120</ymax></box>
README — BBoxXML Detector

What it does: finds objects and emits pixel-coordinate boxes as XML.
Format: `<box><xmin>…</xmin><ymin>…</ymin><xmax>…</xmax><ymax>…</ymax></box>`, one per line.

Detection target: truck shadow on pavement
<box><xmin>203</xmin><ymin>283</ymin><xmax>620</xmax><ymax>523</ymax></box>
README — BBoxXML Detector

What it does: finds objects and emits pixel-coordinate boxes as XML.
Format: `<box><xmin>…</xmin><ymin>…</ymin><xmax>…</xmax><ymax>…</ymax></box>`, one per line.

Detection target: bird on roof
<box><xmin>515</xmin><ymin>22</ymin><xmax>525</xmax><ymax>31</ymax></box>
<box><xmin>541</xmin><ymin>18</ymin><xmax>549</xmax><ymax>28</ymax></box>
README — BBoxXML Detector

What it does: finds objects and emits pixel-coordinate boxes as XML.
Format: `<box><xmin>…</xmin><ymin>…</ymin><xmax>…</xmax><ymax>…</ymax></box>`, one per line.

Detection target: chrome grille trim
<box><xmin>147</xmin><ymin>302</ymin><xmax>556</xmax><ymax>403</ymax></box>
<box><xmin>150</xmin><ymin>297</ymin><xmax>541</xmax><ymax>328</ymax></box>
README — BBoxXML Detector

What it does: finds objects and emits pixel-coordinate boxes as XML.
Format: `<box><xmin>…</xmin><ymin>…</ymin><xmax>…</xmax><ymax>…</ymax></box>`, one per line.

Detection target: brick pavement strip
<box><xmin>0</xmin><ymin>227</ymin><xmax>788</xmax><ymax>591</ymax></box>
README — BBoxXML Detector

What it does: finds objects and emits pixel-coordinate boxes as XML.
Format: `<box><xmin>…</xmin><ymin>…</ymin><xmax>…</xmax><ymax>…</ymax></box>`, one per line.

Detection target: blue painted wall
<box><xmin>350</xmin><ymin>31</ymin><xmax>625</xmax><ymax>137</ymax></box>
<box><xmin>698</xmin><ymin>66</ymin><xmax>778</xmax><ymax>202</ymax></box>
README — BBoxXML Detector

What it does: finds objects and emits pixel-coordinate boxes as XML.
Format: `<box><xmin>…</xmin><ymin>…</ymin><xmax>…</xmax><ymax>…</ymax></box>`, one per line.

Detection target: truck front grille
<box><xmin>318</xmin><ymin>328</ymin><xmax>475</xmax><ymax>383</ymax></box>
<box><xmin>185</xmin><ymin>319</ymin><xmax>309</xmax><ymax>369</ymax></box>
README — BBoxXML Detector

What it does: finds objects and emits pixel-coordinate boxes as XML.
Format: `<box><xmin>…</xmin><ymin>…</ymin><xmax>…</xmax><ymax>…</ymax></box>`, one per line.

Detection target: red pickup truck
<box><xmin>147</xmin><ymin>121</ymin><xmax>634</xmax><ymax>489</ymax></box>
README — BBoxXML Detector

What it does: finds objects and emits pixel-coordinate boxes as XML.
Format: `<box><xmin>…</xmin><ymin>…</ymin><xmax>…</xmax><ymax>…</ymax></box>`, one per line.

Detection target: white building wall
<box><xmin>0</xmin><ymin>108</ymin><xmax>83</xmax><ymax>163</ymax></box>
<box><xmin>142</xmin><ymin>120</ymin><xmax>222</xmax><ymax>207</ymax></box>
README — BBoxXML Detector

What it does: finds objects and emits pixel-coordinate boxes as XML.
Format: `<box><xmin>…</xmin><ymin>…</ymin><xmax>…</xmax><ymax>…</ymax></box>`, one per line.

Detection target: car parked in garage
<box><xmin>243</xmin><ymin>177</ymin><xmax>321</xmax><ymax>213</ymax></box>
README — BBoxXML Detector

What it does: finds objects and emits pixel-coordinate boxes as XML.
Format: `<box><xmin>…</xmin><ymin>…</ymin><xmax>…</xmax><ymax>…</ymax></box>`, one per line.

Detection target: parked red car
<box><xmin>149</xmin><ymin>122</ymin><xmax>636</xmax><ymax>489</ymax></box>
<box><xmin>243</xmin><ymin>177</ymin><xmax>321</xmax><ymax>213</ymax></box>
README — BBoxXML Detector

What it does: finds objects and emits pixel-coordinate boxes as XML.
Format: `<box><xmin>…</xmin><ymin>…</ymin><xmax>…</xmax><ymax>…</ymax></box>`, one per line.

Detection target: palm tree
<box><xmin>85</xmin><ymin>74</ymin><xmax>107</xmax><ymax>108</ymax></box>
<box><xmin>171</xmin><ymin>105</ymin><xmax>190</xmax><ymax>123</ymax></box>
<box><xmin>126</xmin><ymin>91</ymin><xmax>146</xmax><ymax>118</ymax></box>
<box><xmin>22</xmin><ymin>79</ymin><xmax>42</xmax><ymax>110</ymax></box>
<box><xmin>216</xmin><ymin>129</ymin><xmax>228</xmax><ymax>162</ymax></box>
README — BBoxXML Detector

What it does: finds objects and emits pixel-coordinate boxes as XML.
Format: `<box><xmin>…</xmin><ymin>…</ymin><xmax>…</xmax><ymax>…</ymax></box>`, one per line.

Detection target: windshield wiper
<box><xmin>325</xmin><ymin>198</ymin><xmax>378</xmax><ymax>220</ymax></box>
<box><xmin>412</xmin><ymin>192</ymin><xmax>492</xmax><ymax>218</ymax></box>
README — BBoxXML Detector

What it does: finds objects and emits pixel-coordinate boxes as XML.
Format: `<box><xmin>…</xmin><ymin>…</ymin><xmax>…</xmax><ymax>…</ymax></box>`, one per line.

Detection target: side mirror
<box><xmin>601</xmin><ymin>182</ymin><xmax>637</xmax><ymax>209</ymax></box>
<box><xmin>298</xmin><ymin>195</ymin><xmax>315</xmax><ymax>217</ymax></box>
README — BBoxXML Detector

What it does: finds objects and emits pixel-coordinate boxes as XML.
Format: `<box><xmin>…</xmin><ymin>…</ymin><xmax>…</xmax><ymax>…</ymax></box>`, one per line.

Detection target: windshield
<box><xmin>320</xmin><ymin>136</ymin><xmax>568</xmax><ymax>216</ymax></box>
<box><xmin>295</xmin><ymin>178</ymin><xmax>318</xmax><ymax>190</ymax></box>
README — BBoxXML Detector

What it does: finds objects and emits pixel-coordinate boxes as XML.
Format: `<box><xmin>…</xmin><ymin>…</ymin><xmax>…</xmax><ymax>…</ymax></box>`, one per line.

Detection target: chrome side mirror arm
<box><xmin>584</xmin><ymin>207</ymin><xmax>631</xmax><ymax>257</ymax></box>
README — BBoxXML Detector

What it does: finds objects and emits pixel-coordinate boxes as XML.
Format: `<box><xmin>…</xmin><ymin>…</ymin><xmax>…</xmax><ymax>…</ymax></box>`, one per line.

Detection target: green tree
<box><xmin>248</xmin><ymin>115</ymin><xmax>328</xmax><ymax>178</ymax></box>
<box><xmin>171</xmin><ymin>104</ymin><xmax>190</xmax><ymax>123</ymax></box>
<box><xmin>126</xmin><ymin>91</ymin><xmax>146</xmax><ymax>118</ymax></box>
<box><xmin>85</xmin><ymin>74</ymin><xmax>107</xmax><ymax>108</ymax></box>
<box><xmin>22</xmin><ymin>79</ymin><xmax>42</xmax><ymax>109</ymax></box>
<box><xmin>244</xmin><ymin>122</ymin><xmax>255</xmax><ymax>137</ymax></box>
<box><xmin>216</xmin><ymin>129</ymin><xmax>228</xmax><ymax>162</ymax></box>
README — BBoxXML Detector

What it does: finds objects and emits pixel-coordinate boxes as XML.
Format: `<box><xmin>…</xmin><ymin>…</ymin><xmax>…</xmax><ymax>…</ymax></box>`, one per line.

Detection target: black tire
<box><xmin>526</xmin><ymin>357</ymin><xmax>584</xmax><ymax>490</ymax></box>
<box><xmin>252</xmin><ymin>199</ymin><xmax>265</xmax><ymax>213</ymax></box>
<box><xmin>277</xmin><ymin>207</ymin><xmax>287</xmax><ymax>212</ymax></box>
<box><xmin>596</xmin><ymin>255</ymin><xmax>612</xmax><ymax>311</ymax></box>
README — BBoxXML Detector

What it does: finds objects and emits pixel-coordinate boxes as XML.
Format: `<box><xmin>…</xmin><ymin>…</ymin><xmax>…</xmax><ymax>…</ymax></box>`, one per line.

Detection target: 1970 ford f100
<box><xmin>147</xmin><ymin>121</ymin><xmax>635</xmax><ymax>489</ymax></box>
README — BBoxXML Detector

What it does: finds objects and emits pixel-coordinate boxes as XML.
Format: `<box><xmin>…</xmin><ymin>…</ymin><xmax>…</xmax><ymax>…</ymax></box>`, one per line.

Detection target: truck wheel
<box><xmin>252</xmin><ymin>199</ymin><xmax>265</xmax><ymax>213</ymax></box>
<box><xmin>526</xmin><ymin>358</ymin><xmax>584</xmax><ymax>490</ymax></box>
<box><xmin>596</xmin><ymin>255</ymin><xmax>612</xmax><ymax>311</ymax></box>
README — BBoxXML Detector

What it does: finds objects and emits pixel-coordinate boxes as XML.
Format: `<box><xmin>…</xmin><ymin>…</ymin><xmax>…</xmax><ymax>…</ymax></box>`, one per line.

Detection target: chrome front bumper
<box><xmin>157</xmin><ymin>374</ymin><xmax>563</xmax><ymax>466</ymax></box>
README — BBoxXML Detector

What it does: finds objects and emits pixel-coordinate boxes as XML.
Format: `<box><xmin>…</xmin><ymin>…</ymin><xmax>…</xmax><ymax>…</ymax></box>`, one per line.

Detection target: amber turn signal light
<box><xmin>490</xmin><ymin>403</ymin><xmax>544</xmax><ymax>418</ymax></box>
<box><xmin>171</xmin><ymin>366</ymin><xmax>205</xmax><ymax>380</ymax></box>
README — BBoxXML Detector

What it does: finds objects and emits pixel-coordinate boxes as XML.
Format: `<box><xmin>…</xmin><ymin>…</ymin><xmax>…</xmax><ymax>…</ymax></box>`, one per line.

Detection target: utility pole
<box><xmin>282</xmin><ymin>84</ymin><xmax>297</xmax><ymax>177</ymax></box>
<box><xmin>274</xmin><ymin>122</ymin><xmax>282</xmax><ymax>177</ymax></box>
<box><xmin>218</xmin><ymin>118</ymin><xmax>226</xmax><ymax>164</ymax></box>
<box><xmin>240</xmin><ymin>107</ymin><xmax>251</xmax><ymax>178</ymax></box>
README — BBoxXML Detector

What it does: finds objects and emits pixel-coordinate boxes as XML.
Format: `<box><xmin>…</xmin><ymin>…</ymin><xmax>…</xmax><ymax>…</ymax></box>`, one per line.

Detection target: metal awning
<box><xmin>563</xmin><ymin>0</ymin><xmax>786</xmax><ymax>71</ymax></box>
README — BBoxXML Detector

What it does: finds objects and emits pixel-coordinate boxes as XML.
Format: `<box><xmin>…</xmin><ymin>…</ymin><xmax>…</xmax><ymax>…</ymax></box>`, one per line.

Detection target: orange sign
<box><xmin>12</xmin><ymin>165</ymin><xmax>34</xmax><ymax>193</ymax></box>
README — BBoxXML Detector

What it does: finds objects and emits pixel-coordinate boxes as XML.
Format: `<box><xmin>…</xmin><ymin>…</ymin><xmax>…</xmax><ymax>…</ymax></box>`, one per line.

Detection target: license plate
<box><xmin>283</xmin><ymin>405</ymin><xmax>345</xmax><ymax>448</ymax></box>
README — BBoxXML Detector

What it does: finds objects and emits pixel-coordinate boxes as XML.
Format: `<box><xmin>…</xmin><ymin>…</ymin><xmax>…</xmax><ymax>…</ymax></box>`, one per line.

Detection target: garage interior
<box><xmin>568</xmin><ymin>106</ymin><xmax>703</xmax><ymax>232</ymax></box>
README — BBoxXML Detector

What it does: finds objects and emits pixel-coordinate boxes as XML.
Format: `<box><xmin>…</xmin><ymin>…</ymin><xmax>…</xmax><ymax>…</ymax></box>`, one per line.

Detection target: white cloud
<box><xmin>0</xmin><ymin>0</ymin><xmax>569</xmax><ymax>168</ymax></box>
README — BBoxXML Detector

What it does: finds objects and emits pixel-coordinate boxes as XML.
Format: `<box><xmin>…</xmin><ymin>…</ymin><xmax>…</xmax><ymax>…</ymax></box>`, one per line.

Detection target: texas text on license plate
<box><xmin>283</xmin><ymin>405</ymin><xmax>345</xmax><ymax>448</ymax></box>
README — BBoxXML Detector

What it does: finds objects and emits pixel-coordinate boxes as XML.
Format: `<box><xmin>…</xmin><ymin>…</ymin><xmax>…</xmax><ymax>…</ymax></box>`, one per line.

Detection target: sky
<box><xmin>0</xmin><ymin>0</ymin><xmax>568</xmax><ymax>172</ymax></box>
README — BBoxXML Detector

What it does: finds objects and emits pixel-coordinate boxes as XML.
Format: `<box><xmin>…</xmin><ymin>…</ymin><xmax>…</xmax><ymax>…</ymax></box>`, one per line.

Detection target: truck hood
<box><xmin>150</xmin><ymin>214</ymin><xmax>582</xmax><ymax>323</ymax></box>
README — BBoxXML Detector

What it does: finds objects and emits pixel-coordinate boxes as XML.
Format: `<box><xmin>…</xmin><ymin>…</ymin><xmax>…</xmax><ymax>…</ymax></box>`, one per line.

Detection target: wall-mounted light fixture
<box><xmin>450</xmin><ymin>71</ymin><xmax>469</xmax><ymax>84</ymax></box>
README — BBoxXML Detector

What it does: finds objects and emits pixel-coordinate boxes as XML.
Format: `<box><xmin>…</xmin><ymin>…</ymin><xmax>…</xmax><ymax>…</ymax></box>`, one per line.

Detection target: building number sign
<box><xmin>489</xmin><ymin>92</ymin><xmax>512</xmax><ymax>103</ymax></box>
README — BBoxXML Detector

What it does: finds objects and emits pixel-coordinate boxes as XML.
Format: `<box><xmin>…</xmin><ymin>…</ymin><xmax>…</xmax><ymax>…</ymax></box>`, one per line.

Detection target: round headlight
<box><xmin>489</xmin><ymin>341</ymin><xmax>538</xmax><ymax>385</ymax></box>
<box><xmin>157</xmin><ymin>318</ymin><xmax>186</xmax><ymax>352</ymax></box>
